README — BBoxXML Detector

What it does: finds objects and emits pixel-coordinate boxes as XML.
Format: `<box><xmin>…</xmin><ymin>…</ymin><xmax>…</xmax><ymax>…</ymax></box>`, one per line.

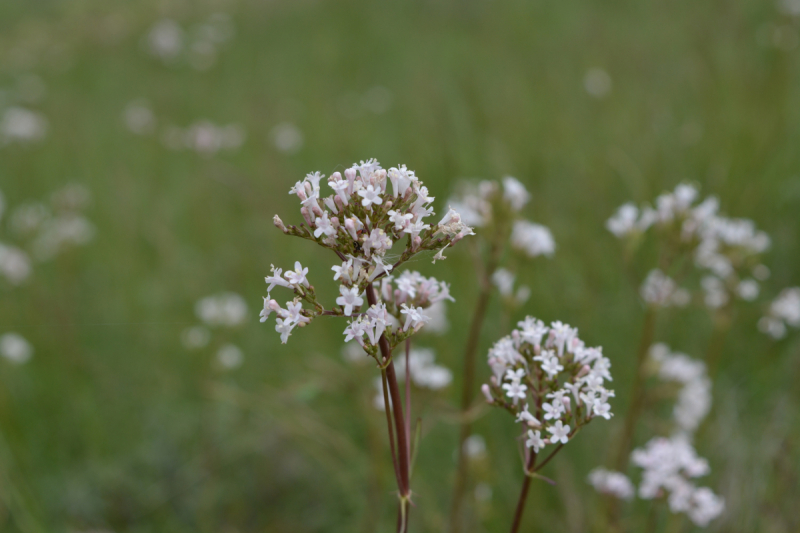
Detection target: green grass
<box><xmin>0</xmin><ymin>0</ymin><xmax>799</xmax><ymax>531</ymax></box>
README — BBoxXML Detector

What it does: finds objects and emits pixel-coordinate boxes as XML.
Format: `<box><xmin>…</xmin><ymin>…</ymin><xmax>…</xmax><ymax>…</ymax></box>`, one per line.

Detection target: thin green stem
<box><xmin>449</xmin><ymin>240</ymin><xmax>502</xmax><ymax>532</ymax></box>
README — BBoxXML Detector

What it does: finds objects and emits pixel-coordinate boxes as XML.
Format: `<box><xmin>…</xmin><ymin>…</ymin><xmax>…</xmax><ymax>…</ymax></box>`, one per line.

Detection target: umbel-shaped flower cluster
<box><xmin>481</xmin><ymin>317</ymin><xmax>615</xmax><ymax>461</ymax></box>
<box><xmin>259</xmin><ymin>159</ymin><xmax>471</xmax><ymax>355</ymax></box>
<box><xmin>448</xmin><ymin>176</ymin><xmax>555</xmax><ymax>259</ymax></box>
<box><xmin>607</xmin><ymin>183</ymin><xmax>770</xmax><ymax>310</ymax></box>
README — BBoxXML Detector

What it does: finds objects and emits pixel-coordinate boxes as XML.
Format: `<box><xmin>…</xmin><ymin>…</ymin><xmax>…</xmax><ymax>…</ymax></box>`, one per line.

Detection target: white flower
<box><xmin>0</xmin><ymin>333</ymin><xmax>33</xmax><ymax>364</ymax></box>
<box><xmin>502</xmin><ymin>380</ymin><xmax>528</xmax><ymax>400</ymax></box>
<box><xmin>526</xmin><ymin>430</ymin><xmax>546</xmax><ymax>452</ymax></box>
<box><xmin>181</xmin><ymin>326</ymin><xmax>211</xmax><ymax>349</ymax></box>
<box><xmin>463</xmin><ymin>434</ymin><xmax>487</xmax><ymax>458</ymax></box>
<box><xmin>606</xmin><ymin>203</ymin><xmax>639</xmax><ymax>238</ymax></box>
<box><xmin>547</xmin><ymin>420</ymin><xmax>570</xmax><ymax>444</ymax></box>
<box><xmin>400</xmin><ymin>303</ymin><xmax>430</xmax><ymax>332</ymax></box>
<box><xmin>541</xmin><ymin>355</ymin><xmax>564</xmax><ymax>378</ymax></box>
<box><xmin>1</xmin><ymin>107</ymin><xmax>48</xmax><ymax>144</ymax></box>
<box><xmin>217</xmin><ymin>343</ymin><xmax>244</xmax><ymax>369</ymax></box>
<box><xmin>195</xmin><ymin>292</ymin><xmax>248</xmax><ymax>327</ymax></box>
<box><xmin>336</xmin><ymin>285</ymin><xmax>363</xmax><ymax>316</ymax></box>
<box><xmin>275</xmin><ymin>318</ymin><xmax>295</xmax><ymax>343</ymax></box>
<box><xmin>331</xmin><ymin>259</ymin><xmax>353</xmax><ymax>283</ymax></box>
<box><xmin>515</xmin><ymin>404</ymin><xmax>541</xmax><ymax>427</ymax></box>
<box><xmin>432</xmin><ymin>244</ymin><xmax>449</xmax><ymax>264</ymax></box>
<box><xmin>285</xmin><ymin>262</ymin><xmax>310</xmax><ymax>288</ymax></box>
<box><xmin>511</xmin><ymin>220</ymin><xmax>555</xmax><ymax>258</ymax></box>
<box><xmin>587</xmin><ymin>468</ymin><xmax>634</xmax><ymax>500</ymax></box>
<box><xmin>362</xmin><ymin>228</ymin><xmax>392</xmax><ymax>257</ymax></box>
<box><xmin>313</xmin><ymin>211</ymin><xmax>335</xmax><ymax>238</ymax></box>
<box><xmin>265</xmin><ymin>266</ymin><xmax>291</xmax><ymax>292</ymax></box>
<box><xmin>502</xmin><ymin>176</ymin><xmax>530</xmax><ymax>211</ymax></box>
<box><xmin>492</xmin><ymin>268</ymin><xmax>516</xmax><ymax>296</ymax></box>
<box><xmin>542</xmin><ymin>401</ymin><xmax>564</xmax><ymax>420</ymax></box>
<box><xmin>357</xmin><ymin>183</ymin><xmax>383</xmax><ymax>208</ymax></box>
<box><xmin>0</xmin><ymin>244</ymin><xmax>32</xmax><ymax>285</ymax></box>
<box><xmin>736</xmin><ymin>279</ymin><xmax>759</xmax><ymax>301</ymax></box>
<box><xmin>388</xmin><ymin>209</ymin><xmax>413</xmax><ymax>231</ymax></box>
<box><xmin>343</xmin><ymin>319</ymin><xmax>368</xmax><ymax>344</ymax></box>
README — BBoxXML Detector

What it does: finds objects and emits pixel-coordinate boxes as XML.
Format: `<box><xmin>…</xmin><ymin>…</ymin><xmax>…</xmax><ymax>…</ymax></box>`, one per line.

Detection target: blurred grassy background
<box><xmin>0</xmin><ymin>0</ymin><xmax>799</xmax><ymax>531</ymax></box>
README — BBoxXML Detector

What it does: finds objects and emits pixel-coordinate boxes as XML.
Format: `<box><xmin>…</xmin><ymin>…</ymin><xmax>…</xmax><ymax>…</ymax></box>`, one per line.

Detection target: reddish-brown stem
<box><xmin>405</xmin><ymin>338</ymin><xmax>412</xmax><ymax>466</ymax></box>
<box><xmin>381</xmin><ymin>369</ymin><xmax>402</xmax><ymax>492</ymax></box>
<box><xmin>510</xmin><ymin>448</ymin><xmax>537</xmax><ymax>533</ymax></box>
<box><xmin>366</xmin><ymin>285</ymin><xmax>410</xmax><ymax>532</ymax></box>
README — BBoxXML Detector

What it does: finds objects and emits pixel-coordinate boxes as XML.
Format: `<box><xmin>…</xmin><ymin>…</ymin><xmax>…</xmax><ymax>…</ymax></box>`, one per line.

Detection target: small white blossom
<box><xmin>502</xmin><ymin>176</ymin><xmax>531</xmax><ymax>211</ymax></box>
<box><xmin>511</xmin><ymin>220</ymin><xmax>555</xmax><ymax>258</ymax></box>
<box><xmin>547</xmin><ymin>420</ymin><xmax>570</xmax><ymax>444</ymax></box>
<box><xmin>526</xmin><ymin>430</ymin><xmax>546</xmax><ymax>452</ymax></box>
<box><xmin>0</xmin><ymin>333</ymin><xmax>33</xmax><ymax>364</ymax></box>
<box><xmin>336</xmin><ymin>285</ymin><xmax>363</xmax><ymax>316</ymax></box>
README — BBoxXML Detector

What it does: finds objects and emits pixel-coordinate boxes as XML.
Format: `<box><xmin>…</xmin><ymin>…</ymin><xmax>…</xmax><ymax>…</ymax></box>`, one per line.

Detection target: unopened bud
<box><xmin>273</xmin><ymin>214</ymin><xmax>287</xmax><ymax>233</ymax></box>
<box><xmin>311</xmin><ymin>203</ymin><xmax>323</xmax><ymax>218</ymax></box>
<box><xmin>300</xmin><ymin>207</ymin><xmax>313</xmax><ymax>226</ymax></box>
<box><xmin>577</xmin><ymin>365</ymin><xmax>591</xmax><ymax>378</ymax></box>
<box><xmin>481</xmin><ymin>384</ymin><xmax>493</xmax><ymax>404</ymax></box>
<box><xmin>330</xmin><ymin>216</ymin><xmax>340</xmax><ymax>229</ymax></box>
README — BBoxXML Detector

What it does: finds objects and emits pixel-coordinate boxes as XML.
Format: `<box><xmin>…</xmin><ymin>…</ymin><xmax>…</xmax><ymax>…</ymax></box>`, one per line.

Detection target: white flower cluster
<box><xmin>511</xmin><ymin>220</ymin><xmax>556</xmax><ymax>258</ymax></box>
<box><xmin>632</xmin><ymin>436</ymin><xmax>724</xmax><ymax>526</ymax></box>
<box><xmin>482</xmin><ymin>317</ymin><xmax>615</xmax><ymax>456</ymax></box>
<box><xmin>608</xmin><ymin>184</ymin><xmax>770</xmax><ymax>310</ymax></box>
<box><xmin>649</xmin><ymin>343</ymin><xmax>711</xmax><ymax>436</ymax></box>
<box><xmin>0</xmin><ymin>184</ymin><xmax>94</xmax><ymax>285</ymax></box>
<box><xmin>0</xmin><ymin>332</ymin><xmax>33</xmax><ymax>365</ymax></box>
<box><xmin>640</xmin><ymin>269</ymin><xmax>690</xmax><ymax>307</ymax></box>
<box><xmin>447</xmin><ymin>176</ymin><xmax>555</xmax><ymax>257</ymax></box>
<box><xmin>0</xmin><ymin>106</ymin><xmax>48</xmax><ymax>145</ymax></box>
<box><xmin>260</xmin><ymin>160</ymin><xmax>468</xmax><ymax>350</ymax></box>
<box><xmin>758</xmin><ymin>287</ymin><xmax>800</xmax><ymax>339</ymax></box>
<box><xmin>372</xmin><ymin>347</ymin><xmax>453</xmax><ymax>409</ymax></box>
<box><xmin>586</xmin><ymin>467</ymin><xmax>635</xmax><ymax>500</ymax></box>
<box><xmin>123</xmin><ymin>99</ymin><xmax>246</xmax><ymax>155</ymax></box>
<box><xmin>591</xmin><ymin>344</ymin><xmax>720</xmax><ymax>525</ymax></box>
<box><xmin>145</xmin><ymin>14</ymin><xmax>235</xmax><ymax>70</ymax></box>
<box><xmin>182</xmin><ymin>292</ymin><xmax>248</xmax><ymax>369</ymax></box>
<box><xmin>196</xmin><ymin>292</ymin><xmax>248</xmax><ymax>327</ymax></box>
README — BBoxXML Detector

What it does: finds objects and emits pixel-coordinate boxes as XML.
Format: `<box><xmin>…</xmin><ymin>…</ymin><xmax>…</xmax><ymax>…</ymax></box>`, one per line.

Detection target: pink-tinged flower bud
<box><xmin>344</xmin><ymin>218</ymin><xmax>358</xmax><ymax>240</ymax></box>
<box><xmin>394</xmin><ymin>289</ymin><xmax>406</xmax><ymax>305</ymax></box>
<box><xmin>384</xmin><ymin>200</ymin><xmax>393</xmax><ymax>210</ymax></box>
<box><xmin>296</xmin><ymin>189</ymin><xmax>308</xmax><ymax>202</ymax></box>
<box><xmin>331</xmin><ymin>171</ymin><xmax>342</xmax><ymax>182</ymax></box>
<box><xmin>481</xmin><ymin>384</ymin><xmax>494</xmax><ymax>403</ymax></box>
<box><xmin>412</xmin><ymin>236</ymin><xmax>422</xmax><ymax>251</ymax></box>
<box><xmin>334</xmin><ymin>195</ymin><xmax>345</xmax><ymax>211</ymax></box>
<box><xmin>273</xmin><ymin>215</ymin><xmax>287</xmax><ymax>233</ymax></box>
<box><xmin>577</xmin><ymin>365</ymin><xmax>591</xmax><ymax>378</ymax></box>
<box><xmin>527</xmin><ymin>418</ymin><xmax>542</xmax><ymax>428</ymax></box>
<box><xmin>310</xmin><ymin>203</ymin><xmax>323</xmax><ymax>218</ymax></box>
<box><xmin>304</xmin><ymin>181</ymin><xmax>314</xmax><ymax>196</ymax></box>
<box><xmin>562</xmin><ymin>396</ymin><xmax>571</xmax><ymax>413</ymax></box>
<box><xmin>323</xmin><ymin>197</ymin><xmax>338</xmax><ymax>214</ymax></box>
<box><xmin>301</xmin><ymin>207</ymin><xmax>313</xmax><ymax>226</ymax></box>
<box><xmin>330</xmin><ymin>216</ymin><xmax>340</xmax><ymax>229</ymax></box>
<box><xmin>490</xmin><ymin>376</ymin><xmax>498</xmax><ymax>387</ymax></box>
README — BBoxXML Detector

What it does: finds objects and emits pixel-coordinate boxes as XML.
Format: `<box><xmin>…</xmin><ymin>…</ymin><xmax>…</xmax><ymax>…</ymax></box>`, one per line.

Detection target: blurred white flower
<box><xmin>271</xmin><ymin>122</ymin><xmax>304</xmax><ymax>154</ymax></box>
<box><xmin>587</xmin><ymin>468</ymin><xmax>635</xmax><ymax>500</ymax></box>
<box><xmin>759</xmin><ymin>287</ymin><xmax>800</xmax><ymax>339</ymax></box>
<box><xmin>502</xmin><ymin>176</ymin><xmax>531</xmax><ymax>212</ymax></box>
<box><xmin>0</xmin><ymin>333</ymin><xmax>33</xmax><ymax>364</ymax></box>
<box><xmin>195</xmin><ymin>292</ymin><xmax>248</xmax><ymax>327</ymax></box>
<box><xmin>492</xmin><ymin>268</ymin><xmax>515</xmax><ymax>297</ymax></box>
<box><xmin>123</xmin><ymin>100</ymin><xmax>156</xmax><ymax>135</ymax></box>
<box><xmin>217</xmin><ymin>343</ymin><xmax>244</xmax><ymax>369</ymax></box>
<box><xmin>0</xmin><ymin>107</ymin><xmax>48</xmax><ymax>144</ymax></box>
<box><xmin>584</xmin><ymin>68</ymin><xmax>612</xmax><ymax>98</ymax></box>
<box><xmin>9</xmin><ymin>202</ymin><xmax>50</xmax><ymax>236</ymax></box>
<box><xmin>32</xmin><ymin>215</ymin><xmax>95</xmax><ymax>261</ymax></box>
<box><xmin>181</xmin><ymin>326</ymin><xmax>211</xmax><ymax>349</ymax></box>
<box><xmin>51</xmin><ymin>183</ymin><xmax>92</xmax><ymax>212</ymax></box>
<box><xmin>511</xmin><ymin>220</ymin><xmax>555</xmax><ymax>258</ymax></box>
<box><xmin>0</xmin><ymin>243</ymin><xmax>32</xmax><ymax>285</ymax></box>
<box><xmin>463</xmin><ymin>434</ymin><xmax>487</xmax><ymax>458</ymax></box>
<box><xmin>640</xmin><ymin>269</ymin><xmax>690</xmax><ymax>308</ymax></box>
<box><xmin>146</xmin><ymin>19</ymin><xmax>184</xmax><ymax>62</ymax></box>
